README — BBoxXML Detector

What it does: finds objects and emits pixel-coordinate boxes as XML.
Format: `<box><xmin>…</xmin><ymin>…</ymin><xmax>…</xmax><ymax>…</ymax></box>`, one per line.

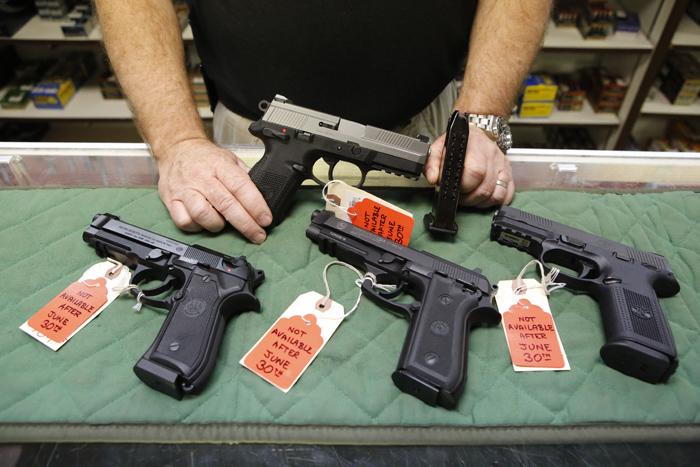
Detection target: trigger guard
<box><xmin>135</xmin><ymin>276</ymin><xmax>177</xmax><ymax>297</ymax></box>
<box><xmin>308</xmin><ymin>172</ymin><xmax>327</xmax><ymax>187</ymax></box>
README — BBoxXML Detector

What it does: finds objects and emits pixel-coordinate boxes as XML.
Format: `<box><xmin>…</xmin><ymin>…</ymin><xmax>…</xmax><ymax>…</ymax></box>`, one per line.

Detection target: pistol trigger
<box><xmin>327</xmin><ymin>160</ymin><xmax>338</xmax><ymax>181</ymax></box>
<box><xmin>360</xmin><ymin>280</ymin><xmax>412</xmax><ymax>319</ymax></box>
<box><xmin>356</xmin><ymin>168</ymin><xmax>368</xmax><ymax>188</ymax></box>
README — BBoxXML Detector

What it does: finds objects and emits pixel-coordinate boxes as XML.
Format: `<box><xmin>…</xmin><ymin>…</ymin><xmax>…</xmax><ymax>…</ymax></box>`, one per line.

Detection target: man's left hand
<box><xmin>424</xmin><ymin>126</ymin><xmax>514</xmax><ymax>207</ymax></box>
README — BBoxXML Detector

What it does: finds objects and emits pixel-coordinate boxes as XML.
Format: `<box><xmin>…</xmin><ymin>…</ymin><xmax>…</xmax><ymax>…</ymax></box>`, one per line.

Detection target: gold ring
<box><xmin>495</xmin><ymin>179</ymin><xmax>508</xmax><ymax>189</ymax></box>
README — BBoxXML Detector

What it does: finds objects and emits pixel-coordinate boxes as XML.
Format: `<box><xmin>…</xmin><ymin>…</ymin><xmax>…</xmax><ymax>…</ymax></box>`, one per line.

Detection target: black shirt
<box><xmin>188</xmin><ymin>1</ymin><xmax>476</xmax><ymax>128</ymax></box>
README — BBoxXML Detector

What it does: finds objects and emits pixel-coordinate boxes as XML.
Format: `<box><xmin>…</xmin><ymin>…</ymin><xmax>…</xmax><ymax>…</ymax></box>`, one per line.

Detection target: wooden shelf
<box><xmin>641</xmin><ymin>88</ymin><xmax>700</xmax><ymax>116</ymax></box>
<box><xmin>0</xmin><ymin>85</ymin><xmax>212</xmax><ymax>120</ymax></box>
<box><xmin>671</xmin><ymin>15</ymin><xmax>700</xmax><ymax>48</ymax></box>
<box><xmin>3</xmin><ymin>15</ymin><xmax>194</xmax><ymax>42</ymax></box>
<box><xmin>542</xmin><ymin>21</ymin><xmax>653</xmax><ymax>52</ymax></box>
<box><xmin>510</xmin><ymin>99</ymin><xmax>620</xmax><ymax>126</ymax></box>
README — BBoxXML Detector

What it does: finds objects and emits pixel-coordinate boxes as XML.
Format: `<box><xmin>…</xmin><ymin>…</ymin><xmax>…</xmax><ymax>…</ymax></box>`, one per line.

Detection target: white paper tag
<box><xmin>240</xmin><ymin>291</ymin><xmax>345</xmax><ymax>392</ymax></box>
<box><xmin>20</xmin><ymin>261</ymin><xmax>132</xmax><ymax>351</ymax></box>
<box><xmin>495</xmin><ymin>278</ymin><xmax>570</xmax><ymax>371</ymax></box>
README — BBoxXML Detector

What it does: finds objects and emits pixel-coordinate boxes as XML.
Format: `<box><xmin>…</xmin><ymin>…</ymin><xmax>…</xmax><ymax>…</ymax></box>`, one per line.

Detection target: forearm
<box><xmin>456</xmin><ymin>0</ymin><xmax>552</xmax><ymax>116</ymax></box>
<box><xmin>95</xmin><ymin>0</ymin><xmax>205</xmax><ymax>157</ymax></box>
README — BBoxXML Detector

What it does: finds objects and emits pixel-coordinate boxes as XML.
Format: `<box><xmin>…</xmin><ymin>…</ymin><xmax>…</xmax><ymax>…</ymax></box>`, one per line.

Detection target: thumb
<box><xmin>424</xmin><ymin>134</ymin><xmax>446</xmax><ymax>185</ymax></box>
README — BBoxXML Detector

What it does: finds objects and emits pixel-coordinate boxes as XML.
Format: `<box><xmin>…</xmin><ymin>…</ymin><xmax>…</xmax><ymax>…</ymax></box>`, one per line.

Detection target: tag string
<box><xmin>514</xmin><ymin>260</ymin><xmax>566</xmax><ymax>296</ymax></box>
<box><xmin>112</xmin><ymin>284</ymin><xmax>145</xmax><ymax>312</ymax></box>
<box><xmin>320</xmin><ymin>260</ymin><xmax>396</xmax><ymax>319</ymax></box>
<box><xmin>321</xmin><ymin>180</ymin><xmax>357</xmax><ymax>217</ymax></box>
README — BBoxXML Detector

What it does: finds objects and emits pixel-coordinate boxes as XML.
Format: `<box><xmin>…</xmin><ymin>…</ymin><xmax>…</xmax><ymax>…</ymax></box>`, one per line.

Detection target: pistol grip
<box><xmin>597</xmin><ymin>283</ymin><xmax>678</xmax><ymax>383</ymax></box>
<box><xmin>392</xmin><ymin>275</ymin><xmax>500</xmax><ymax>409</ymax></box>
<box><xmin>134</xmin><ymin>266</ymin><xmax>258</xmax><ymax>399</ymax></box>
<box><xmin>249</xmin><ymin>139</ymin><xmax>306</xmax><ymax>229</ymax></box>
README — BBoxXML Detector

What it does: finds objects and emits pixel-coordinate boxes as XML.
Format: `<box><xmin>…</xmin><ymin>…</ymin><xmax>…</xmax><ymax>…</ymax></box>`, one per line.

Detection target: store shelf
<box><xmin>641</xmin><ymin>88</ymin><xmax>700</xmax><ymax>116</ymax></box>
<box><xmin>3</xmin><ymin>15</ymin><xmax>194</xmax><ymax>42</ymax></box>
<box><xmin>9</xmin><ymin>15</ymin><xmax>102</xmax><ymax>41</ymax></box>
<box><xmin>0</xmin><ymin>85</ymin><xmax>212</xmax><ymax>120</ymax></box>
<box><xmin>510</xmin><ymin>99</ymin><xmax>620</xmax><ymax>126</ymax></box>
<box><xmin>671</xmin><ymin>15</ymin><xmax>700</xmax><ymax>48</ymax></box>
<box><xmin>542</xmin><ymin>21</ymin><xmax>653</xmax><ymax>52</ymax></box>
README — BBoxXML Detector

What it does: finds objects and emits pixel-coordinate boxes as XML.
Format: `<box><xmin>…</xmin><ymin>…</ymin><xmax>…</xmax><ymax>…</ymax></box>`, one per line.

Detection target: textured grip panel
<box><xmin>392</xmin><ymin>274</ymin><xmax>498</xmax><ymax>409</ymax></box>
<box><xmin>150</xmin><ymin>272</ymin><xmax>223</xmax><ymax>378</ymax></box>
<box><xmin>598</xmin><ymin>283</ymin><xmax>677</xmax><ymax>383</ymax></box>
<box><xmin>249</xmin><ymin>155</ymin><xmax>305</xmax><ymax>228</ymax></box>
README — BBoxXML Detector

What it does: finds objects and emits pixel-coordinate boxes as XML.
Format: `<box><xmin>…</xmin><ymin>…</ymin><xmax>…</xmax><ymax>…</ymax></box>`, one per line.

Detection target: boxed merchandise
<box><xmin>517</xmin><ymin>74</ymin><xmax>558</xmax><ymax>118</ymax></box>
<box><xmin>554</xmin><ymin>73</ymin><xmax>586</xmax><ymax>111</ymax></box>
<box><xmin>577</xmin><ymin>0</ymin><xmax>614</xmax><ymax>39</ymax></box>
<box><xmin>30</xmin><ymin>52</ymin><xmax>95</xmax><ymax>109</ymax></box>
<box><xmin>615</xmin><ymin>10</ymin><xmax>641</xmax><ymax>33</ymax></box>
<box><xmin>521</xmin><ymin>74</ymin><xmax>558</xmax><ymax>101</ymax></box>
<box><xmin>553</xmin><ymin>1</ymin><xmax>580</xmax><ymax>27</ymax></box>
<box><xmin>659</xmin><ymin>52</ymin><xmax>700</xmax><ymax>106</ymax></box>
<box><xmin>61</xmin><ymin>4</ymin><xmax>96</xmax><ymax>37</ymax></box>
<box><xmin>30</xmin><ymin>79</ymin><xmax>75</xmax><ymax>109</ymax></box>
<box><xmin>518</xmin><ymin>101</ymin><xmax>554</xmax><ymax>118</ymax></box>
<box><xmin>648</xmin><ymin>120</ymin><xmax>700</xmax><ymax>152</ymax></box>
<box><xmin>98</xmin><ymin>72</ymin><xmax>123</xmax><ymax>99</ymax></box>
<box><xmin>0</xmin><ymin>86</ymin><xmax>34</xmax><ymax>109</ymax></box>
<box><xmin>189</xmin><ymin>68</ymin><xmax>209</xmax><ymax>107</ymax></box>
<box><xmin>34</xmin><ymin>0</ymin><xmax>75</xmax><ymax>19</ymax></box>
<box><xmin>581</xmin><ymin>67</ymin><xmax>628</xmax><ymax>113</ymax></box>
<box><xmin>1</xmin><ymin>60</ymin><xmax>51</xmax><ymax>110</ymax></box>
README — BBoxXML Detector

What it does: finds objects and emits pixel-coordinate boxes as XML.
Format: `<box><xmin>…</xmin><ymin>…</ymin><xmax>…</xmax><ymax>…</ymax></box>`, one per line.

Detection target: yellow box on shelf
<box><xmin>518</xmin><ymin>101</ymin><xmax>554</xmax><ymax>118</ymax></box>
<box><xmin>30</xmin><ymin>79</ymin><xmax>76</xmax><ymax>109</ymax></box>
<box><xmin>522</xmin><ymin>74</ymin><xmax>558</xmax><ymax>102</ymax></box>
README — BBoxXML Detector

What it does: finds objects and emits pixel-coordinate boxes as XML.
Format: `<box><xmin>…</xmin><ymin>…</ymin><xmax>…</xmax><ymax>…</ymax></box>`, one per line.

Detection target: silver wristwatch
<box><xmin>466</xmin><ymin>114</ymin><xmax>513</xmax><ymax>153</ymax></box>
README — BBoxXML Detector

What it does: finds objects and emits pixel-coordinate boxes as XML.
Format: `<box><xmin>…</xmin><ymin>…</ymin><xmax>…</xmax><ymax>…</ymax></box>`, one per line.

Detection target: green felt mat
<box><xmin>0</xmin><ymin>188</ymin><xmax>699</xmax><ymax>443</ymax></box>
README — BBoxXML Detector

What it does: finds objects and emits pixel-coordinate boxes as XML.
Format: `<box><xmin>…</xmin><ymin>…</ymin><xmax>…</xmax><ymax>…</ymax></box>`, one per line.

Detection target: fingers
<box><xmin>217</xmin><ymin>165</ymin><xmax>272</xmax><ymax>227</ymax></box>
<box><xmin>204</xmin><ymin>179</ymin><xmax>267</xmax><ymax>244</ymax></box>
<box><xmin>461</xmin><ymin>150</ymin><xmax>499</xmax><ymax>206</ymax></box>
<box><xmin>457</xmin><ymin>127</ymin><xmax>516</xmax><ymax>208</ymax></box>
<box><xmin>166</xmin><ymin>199</ymin><xmax>200</xmax><ymax>232</ymax></box>
<box><xmin>424</xmin><ymin>134</ymin><xmax>446</xmax><ymax>184</ymax></box>
<box><xmin>505</xmin><ymin>179</ymin><xmax>515</xmax><ymax>205</ymax></box>
<box><xmin>180</xmin><ymin>189</ymin><xmax>226</xmax><ymax>232</ymax></box>
<box><xmin>475</xmin><ymin>161</ymin><xmax>512</xmax><ymax>208</ymax></box>
<box><xmin>235</xmin><ymin>157</ymin><xmax>251</xmax><ymax>172</ymax></box>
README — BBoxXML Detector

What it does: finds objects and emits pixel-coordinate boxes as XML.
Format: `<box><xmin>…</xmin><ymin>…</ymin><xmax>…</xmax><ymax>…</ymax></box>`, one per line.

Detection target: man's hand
<box><xmin>156</xmin><ymin>138</ymin><xmax>273</xmax><ymax>243</ymax></box>
<box><xmin>424</xmin><ymin>126</ymin><xmax>514</xmax><ymax>208</ymax></box>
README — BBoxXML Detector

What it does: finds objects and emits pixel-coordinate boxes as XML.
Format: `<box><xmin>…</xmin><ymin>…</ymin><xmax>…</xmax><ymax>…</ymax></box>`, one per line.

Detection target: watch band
<box><xmin>466</xmin><ymin>114</ymin><xmax>498</xmax><ymax>136</ymax></box>
<box><xmin>465</xmin><ymin>113</ymin><xmax>512</xmax><ymax>153</ymax></box>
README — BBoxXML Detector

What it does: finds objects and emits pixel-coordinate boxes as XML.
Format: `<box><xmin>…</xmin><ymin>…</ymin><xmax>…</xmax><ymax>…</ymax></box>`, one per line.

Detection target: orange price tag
<box><xmin>20</xmin><ymin>261</ymin><xmax>132</xmax><ymax>351</ymax></box>
<box><xmin>495</xmin><ymin>278</ymin><xmax>569</xmax><ymax>371</ymax></box>
<box><xmin>501</xmin><ymin>298</ymin><xmax>565</xmax><ymax>368</ymax></box>
<box><xmin>240</xmin><ymin>291</ymin><xmax>345</xmax><ymax>392</ymax></box>
<box><xmin>324</xmin><ymin>181</ymin><xmax>414</xmax><ymax>246</ymax></box>
<box><xmin>347</xmin><ymin>198</ymin><xmax>414</xmax><ymax>246</ymax></box>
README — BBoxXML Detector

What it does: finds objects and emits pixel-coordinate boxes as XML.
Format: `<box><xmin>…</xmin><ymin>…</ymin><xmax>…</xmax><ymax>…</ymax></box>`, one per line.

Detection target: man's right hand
<box><xmin>156</xmin><ymin>138</ymin><xmax>272</xmax><ymax>244</ymax></box>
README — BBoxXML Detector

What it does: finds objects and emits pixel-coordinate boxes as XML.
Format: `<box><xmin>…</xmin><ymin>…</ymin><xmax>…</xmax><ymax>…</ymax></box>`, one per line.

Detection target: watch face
<box><xmin>497</xmin><ymin>119</ymin><xmax>513</xmax><ymax>152</ymax></box>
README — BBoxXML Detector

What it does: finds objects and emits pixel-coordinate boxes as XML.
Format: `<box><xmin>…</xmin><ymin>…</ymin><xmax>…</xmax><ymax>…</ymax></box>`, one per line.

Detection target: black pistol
<box><xmin>83</xmin><ymin>214</ymin><xmax>265</xmax><ymax>399</ymax></box>
<box><xmin>249</xmin><ymin>95</ymin><xmax>430</xmax><ymax>228</ymax></box>
<box><xmin>424</xmin><ymin>110</ymin><xmax>468</xmax><ymax>237</ymax></box>
<box><xmin>491</xmin><ymin>206</ymin><xmax>679</xmax><ymax>383</ymax></box>
<box><xmin>306</xmin><ymin>210</ymin><xmax>500</xmax><ymax>409</ymax></box>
